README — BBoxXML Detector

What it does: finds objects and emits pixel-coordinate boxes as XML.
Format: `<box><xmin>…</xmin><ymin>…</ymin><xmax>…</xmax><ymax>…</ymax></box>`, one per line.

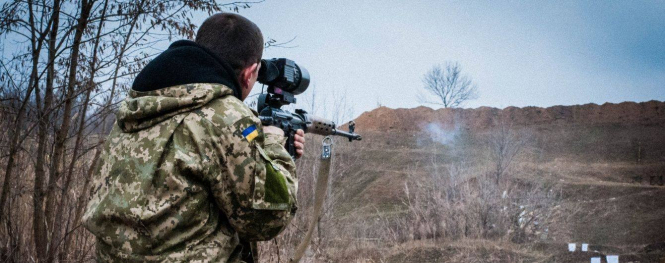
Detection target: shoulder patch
<box><xmin>242</xmin><ymin>125</ymin><xmax>259</xmax><ymax>142</ymax></box>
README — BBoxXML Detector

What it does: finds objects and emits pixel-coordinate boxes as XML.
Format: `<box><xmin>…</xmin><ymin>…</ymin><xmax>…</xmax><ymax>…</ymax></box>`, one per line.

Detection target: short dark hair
<box><xmin>195</xmin><ymin>13</ymin><xmax>263</xmax><ymax>77</ymax></box>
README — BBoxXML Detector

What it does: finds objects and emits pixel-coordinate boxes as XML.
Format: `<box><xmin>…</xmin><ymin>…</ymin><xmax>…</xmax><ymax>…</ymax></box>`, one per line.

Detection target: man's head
<box><xmin>195</xmin><ymin>13</ymin><xmax>263</xmax><ymax>100</ymax></box>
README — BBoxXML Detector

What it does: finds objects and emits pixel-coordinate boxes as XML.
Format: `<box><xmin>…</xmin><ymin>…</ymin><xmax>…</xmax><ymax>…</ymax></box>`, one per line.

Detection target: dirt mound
<box><xmin>353</xmin><ymin>100</ymin><xmax>665</xmax><ymax>132</ymax></box>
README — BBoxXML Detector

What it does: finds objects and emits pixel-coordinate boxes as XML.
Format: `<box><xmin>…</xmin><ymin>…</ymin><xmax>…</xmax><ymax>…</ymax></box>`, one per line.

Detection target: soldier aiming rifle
<box><xmin>83</xmin><ymin>13</ymin><xmax>360</xmax><ymax>263</ymax></box>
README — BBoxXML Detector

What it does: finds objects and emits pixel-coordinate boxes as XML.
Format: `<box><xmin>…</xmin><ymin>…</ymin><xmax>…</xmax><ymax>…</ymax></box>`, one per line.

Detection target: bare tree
<box><xmin>302</xmin><ymin>83</ymin><xmax>319</xmax><ymax>116</ymax></box>
<box><xmin>488</xmin><ymin>119</ymin><xmax>529</xmax><ymax>184</ymax></box>
<box><xmin>0</xmin><ymin>1</ymin><xmax>265</xmax><ymax>261</ymax></box>
<box><xmin>327</xmin><ymin>89</ymin><xmax>354</xmax><ymax>125</ymax></box>
<box><xmin>420</xmin><ymin>62</ymin><xmax>478</xmax><ymax>108</ymax></box>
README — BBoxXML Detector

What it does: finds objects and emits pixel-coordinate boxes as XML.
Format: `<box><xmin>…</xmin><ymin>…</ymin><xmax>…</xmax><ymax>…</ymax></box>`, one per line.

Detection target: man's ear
<box><xmin>239</xmin><ymin>63</ymin><xmax>259</xmax><ymax>89</ymax></box>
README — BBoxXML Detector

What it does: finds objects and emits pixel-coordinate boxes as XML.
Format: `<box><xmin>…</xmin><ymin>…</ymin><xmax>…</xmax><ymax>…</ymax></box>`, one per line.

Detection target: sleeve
<box><xmin>207</xmin><ymin>115</ymin><xmax>298</xmax><ymax>241</ymax></box>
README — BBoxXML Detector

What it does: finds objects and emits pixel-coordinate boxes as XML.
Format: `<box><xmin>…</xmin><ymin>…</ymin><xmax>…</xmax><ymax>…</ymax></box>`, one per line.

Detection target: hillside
<box><xmin>354</xmin><ymin>100</ymin><xmax>665</xmax><ymax>132</ymax></box>
<box><xmin>283</xmin><ymin>100</ymin><xmax>665</xmax><ymax>263</ymax></box>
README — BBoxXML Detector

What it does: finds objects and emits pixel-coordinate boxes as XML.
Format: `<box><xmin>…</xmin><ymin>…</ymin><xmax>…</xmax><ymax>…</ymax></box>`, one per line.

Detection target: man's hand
<box><xmin>294</xmin><ymin>129</ymin><xmax>305</xmax><ymax>159</ymax></box>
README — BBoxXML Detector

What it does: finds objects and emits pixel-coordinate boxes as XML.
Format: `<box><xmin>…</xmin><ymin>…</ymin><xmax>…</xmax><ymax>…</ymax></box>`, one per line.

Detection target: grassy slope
<box><xmin>315</xmin><ymin>122</ymin><xmax>665</xmax><ymax>262</ymax></box>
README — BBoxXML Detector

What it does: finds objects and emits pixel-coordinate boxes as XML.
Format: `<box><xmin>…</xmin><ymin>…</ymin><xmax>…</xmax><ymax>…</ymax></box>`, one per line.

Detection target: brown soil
<box><xmin>353</xmin><ymin>100</ymin><xmax>665</xmax><ymax>132</ymax></box>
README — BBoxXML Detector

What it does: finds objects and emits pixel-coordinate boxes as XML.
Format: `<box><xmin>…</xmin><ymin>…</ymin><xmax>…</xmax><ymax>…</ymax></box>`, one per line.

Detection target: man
<box><xmin>83</xmin><ymin>13</ymin><xmax>304</xmax><ymax>262</ymax></box>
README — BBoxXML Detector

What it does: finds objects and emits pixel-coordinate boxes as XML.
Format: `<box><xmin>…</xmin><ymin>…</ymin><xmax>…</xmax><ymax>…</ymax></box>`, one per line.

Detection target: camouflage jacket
<box><xmin>83</xmin><ymin>83</ymin><xmax>298</xmax><ymax>262</ymax></box>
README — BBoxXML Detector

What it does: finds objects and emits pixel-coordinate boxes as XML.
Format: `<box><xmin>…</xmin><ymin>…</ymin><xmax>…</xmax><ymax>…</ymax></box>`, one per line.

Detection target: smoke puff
<box><xmin>425</xmin><ymin>122</ymin><xmax>460</xmax><ymax>146</ymax></box>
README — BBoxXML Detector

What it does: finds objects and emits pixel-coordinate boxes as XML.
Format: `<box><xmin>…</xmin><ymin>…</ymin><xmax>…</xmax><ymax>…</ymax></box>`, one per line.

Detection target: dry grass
<box><xmin>259</xmin><ymin>120</ymin><xmax>665</xmax><ymax>263</ymax></box>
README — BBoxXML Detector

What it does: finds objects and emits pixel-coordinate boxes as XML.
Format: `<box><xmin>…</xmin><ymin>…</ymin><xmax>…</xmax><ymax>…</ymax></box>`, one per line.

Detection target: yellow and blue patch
<box><xmin>242</xmin><ymin>125</ymin><xmax>259</xmax><ymax>142</ymax></box>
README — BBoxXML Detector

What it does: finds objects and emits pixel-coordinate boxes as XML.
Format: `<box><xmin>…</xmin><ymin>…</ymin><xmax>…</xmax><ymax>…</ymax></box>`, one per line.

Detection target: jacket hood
<box><xmin>116</xmin><ymin>83</ymin><xmax>234</xmax><ymax>132</ymax></box>
<box><xmin>131</xmin><ymin>40</ymin><xmax>242</xmax><ymax>100</ymax></box>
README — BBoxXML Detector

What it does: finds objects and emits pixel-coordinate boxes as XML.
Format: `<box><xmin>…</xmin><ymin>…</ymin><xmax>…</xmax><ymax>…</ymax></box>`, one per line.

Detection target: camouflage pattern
<box><xmin>83</xmin><ymin>83</ymin><xmax>297</xmax><ymax>262</ymax></box>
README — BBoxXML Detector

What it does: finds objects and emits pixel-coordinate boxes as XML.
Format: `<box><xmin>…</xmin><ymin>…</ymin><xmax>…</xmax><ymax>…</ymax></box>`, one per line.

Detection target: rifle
<box><xmin>256</xmin><ymin>58</ymin><xmax>361</xmax><ymax>158</ymax></box>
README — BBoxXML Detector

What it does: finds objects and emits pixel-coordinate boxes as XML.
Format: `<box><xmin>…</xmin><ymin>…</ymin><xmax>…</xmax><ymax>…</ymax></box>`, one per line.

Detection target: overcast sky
<box><xmin>217</xmin><ymin>0</ymin><xmax>665</xmax><ymax>118</ymax></box>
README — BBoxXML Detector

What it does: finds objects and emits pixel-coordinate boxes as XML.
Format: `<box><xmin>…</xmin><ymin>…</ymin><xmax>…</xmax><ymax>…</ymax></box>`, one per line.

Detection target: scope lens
<box><xmin>292</xmin><ymin>65</ymin><xmax>309</xmax><ymax>95</ymax></box>
<box><xmin>256</xmin><ymin>58</ymin><xmax>310</xmax><ymax>95</ymax></box>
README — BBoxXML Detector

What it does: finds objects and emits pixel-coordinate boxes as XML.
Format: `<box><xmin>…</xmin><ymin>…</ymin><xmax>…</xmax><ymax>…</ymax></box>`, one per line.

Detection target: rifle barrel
<box><xmin>332</xmin><ymin>129</ymin><xmax>362</xmax><ymax>141</ymax></box>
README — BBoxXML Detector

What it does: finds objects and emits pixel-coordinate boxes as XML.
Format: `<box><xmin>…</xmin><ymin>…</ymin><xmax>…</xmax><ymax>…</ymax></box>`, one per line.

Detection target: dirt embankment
<box><xmin>353</xmin><ymin>100</ymin><xmax>665</xmax><ymax>132</ymax></box>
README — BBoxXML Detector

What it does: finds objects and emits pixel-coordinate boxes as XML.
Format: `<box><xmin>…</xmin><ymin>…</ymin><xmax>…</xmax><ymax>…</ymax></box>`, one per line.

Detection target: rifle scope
<box><xmin>257</xmin><ymin>58</ymin><xmax>310</xmax><ymax>95</ymax></box>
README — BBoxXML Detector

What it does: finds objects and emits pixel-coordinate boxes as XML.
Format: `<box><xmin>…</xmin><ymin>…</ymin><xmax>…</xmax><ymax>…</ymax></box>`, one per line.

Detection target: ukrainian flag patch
<box><xmin>242</xmin><ymin>125</ymin><xmax>259</xmax><ymax>142</ymax></box>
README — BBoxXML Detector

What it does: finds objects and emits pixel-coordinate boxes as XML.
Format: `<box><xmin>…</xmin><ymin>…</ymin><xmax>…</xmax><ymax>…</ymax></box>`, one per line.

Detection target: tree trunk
<box><xmin>29</xmin><ymin>0</ymin><xmax>62</xmax><ymax>260</ymax></box>
<box><xmin>44</xmin><ymin>1</ymin><xmax>93</xmax><ymax>262</ymax></box>
<box><xmin>0</xmin><ymin>0</ymin><xmax>50</xmax><ymax>225</ymax></box>
<box><xmin>57</xmin><ymin>42</ymin><xmax>98</xmax><ymax>263</ymax></box>
<box><xmin>59</xmin><ymin>1</ymin><xmax>108</xmax><ymax>260</ymax></box>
